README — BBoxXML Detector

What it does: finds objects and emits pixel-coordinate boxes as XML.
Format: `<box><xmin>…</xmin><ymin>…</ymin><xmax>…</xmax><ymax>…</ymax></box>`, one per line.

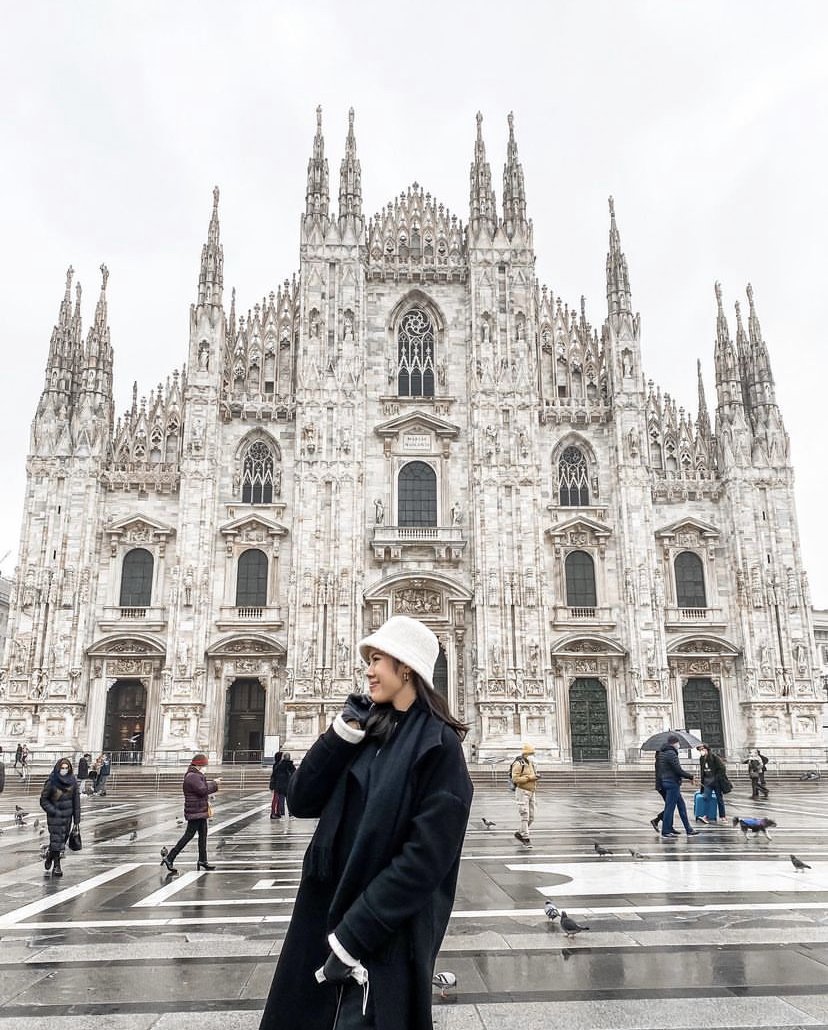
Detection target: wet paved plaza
<box><xmin>2</xmin><ymin>776</ymin><xmax>828</xmax><ymax>1029</ymax></box>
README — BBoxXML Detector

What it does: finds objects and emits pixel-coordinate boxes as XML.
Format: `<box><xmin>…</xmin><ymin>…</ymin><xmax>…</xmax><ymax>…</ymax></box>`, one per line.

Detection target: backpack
<box><xmin>507</xmin><ymin>756</ymin><xmax>524</xmax><ymax>792</ymax></box>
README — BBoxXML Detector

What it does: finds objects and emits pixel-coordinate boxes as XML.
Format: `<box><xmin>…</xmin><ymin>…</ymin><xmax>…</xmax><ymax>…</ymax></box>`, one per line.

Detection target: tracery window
<box><xmin>236</xmin><ymin>549</ymin><xmax>268</xmax><ymax>607</ymax></box>
<box><xmin>397</xmin><ymin>308</ymin><xmax>435</xmax><ymax>397</ymax></box>
<box><xmin>675</xmin><ymin>551</ymin><xmax>707</xmax><ymax>609</ymax></box>
<box><xmin>558</xmin><ymin>446</ymin><xmax>590</xmax><ymax>506</ymax></box>
<box><xmin>397</xmin><ymin>461</ymin><xmax>437</xmax><ymax>527</ymax></box>
<box><xmin>565</xmin><ymin>551</ymin><xmax>597</xmax><ymax>608</ymax></box>
<box><xmin>119</xmin><ymin>548</ymin><xmax>153</xmax><ymax>608</ymax></box>
<box><xmin>241</xmin><ymin>442</ymin><xmax>274</xmax><ymax>504</ymax></box>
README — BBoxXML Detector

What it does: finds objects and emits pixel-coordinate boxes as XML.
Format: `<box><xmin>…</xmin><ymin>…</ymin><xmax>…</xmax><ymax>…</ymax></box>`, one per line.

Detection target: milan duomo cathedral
<box><xmin>1</xmin><ymin>109</ymin><xmax>821</xmax><ymax>766</ymax></box>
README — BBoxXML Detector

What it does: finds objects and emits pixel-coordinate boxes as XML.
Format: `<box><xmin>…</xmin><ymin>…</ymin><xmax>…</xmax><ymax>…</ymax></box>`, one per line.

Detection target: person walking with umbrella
<box><xmin>654</xmin><ymin>735</ymin><xmax>699</xmax><ymax>838</ymax></box>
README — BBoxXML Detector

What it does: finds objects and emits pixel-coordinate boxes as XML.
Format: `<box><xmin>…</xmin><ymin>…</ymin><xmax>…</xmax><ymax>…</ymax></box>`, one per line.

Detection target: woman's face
<box><xmin>365</xmin><ymin>649</ymin><xmax>416</xmax><ymax>711</ymax></box>
<box><xmin>59</xmin><ymin>764</ymin><xmax>70</xmax><ymax>775</ymax></box>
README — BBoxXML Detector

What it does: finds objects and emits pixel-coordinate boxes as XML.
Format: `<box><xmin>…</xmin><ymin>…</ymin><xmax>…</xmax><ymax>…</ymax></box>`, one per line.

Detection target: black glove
<box><xmin>341</xmin><ymin>693</ymin><xmax>373</xmax><ymax>729</ymax></box>
<box><xmin>318</xmin><ymin>950</ymin><xmax>356</xmax><ymax>984</ymax></box>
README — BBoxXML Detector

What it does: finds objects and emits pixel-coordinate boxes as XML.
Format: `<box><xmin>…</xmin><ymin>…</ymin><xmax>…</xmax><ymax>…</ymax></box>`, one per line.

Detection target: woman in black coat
<box><xmin>39</xmin><ymin>757</ymin><xmax>81</xmax><ymax>877</ymax></box>
<box><xmin>259</xmin><ymin>616</ymin><xmax>473</xmax><ymax>1030</ymax></box>
<box><xmin>697</xmin><ymin>743</ymin><xmax>729</xmax><ymax>822</ymax></box>
<box><xmin>270</xmin><ymin>753</ymin><xmax>295</xmax><ymax>819</ymax></box>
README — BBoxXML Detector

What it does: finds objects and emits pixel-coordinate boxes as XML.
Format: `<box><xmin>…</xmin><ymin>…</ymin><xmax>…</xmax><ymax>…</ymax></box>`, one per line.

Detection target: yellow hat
<box><xmin>522</xmin><ymin>742</ymin><xmax>535</xmax><ymax>755</ymax></box>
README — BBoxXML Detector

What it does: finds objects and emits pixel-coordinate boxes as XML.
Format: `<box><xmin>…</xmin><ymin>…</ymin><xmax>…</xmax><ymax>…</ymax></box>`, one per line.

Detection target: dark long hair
<box><xmin>365</xmin><ymin>662</ymin><xmax>467</xmax><ymax>742</ymax></box>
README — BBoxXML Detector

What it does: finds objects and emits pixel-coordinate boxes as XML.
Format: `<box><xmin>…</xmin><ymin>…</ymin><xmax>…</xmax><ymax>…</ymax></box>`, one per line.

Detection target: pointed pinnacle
<box><xmin>507</xmin><ymin>111</ymin><xmax>514</xmax><ymax>138</ymax></box>
<box><xmin>100</xmin><ymin>263</ymin><xmax>109</xmax><ymax>290</ymax></box>
<box><xmin>608</xmin><ymin>195</ymin><xmax>615</xmax><ymax>220</ymax></box>
<box><xmin>714</xmin><ymin>281</ymin><xmax>724</xmax><ymax>315</ymax></box>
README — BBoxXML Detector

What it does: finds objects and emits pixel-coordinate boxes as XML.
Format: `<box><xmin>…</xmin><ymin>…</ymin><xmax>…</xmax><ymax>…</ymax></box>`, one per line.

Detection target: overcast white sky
<box><xmin>1</xmin><ymin>1</ymin><xmax>826</xmax><ymax>603</ymax></box>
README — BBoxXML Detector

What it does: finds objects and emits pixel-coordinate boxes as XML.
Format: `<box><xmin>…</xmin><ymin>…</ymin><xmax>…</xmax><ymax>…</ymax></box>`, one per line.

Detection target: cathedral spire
<box><xmin>501</xmin><ymin>111</ymin><xmax>527</xmax><ymax>238</ymax></box>
<box><xmin>745</xmin><ymin>282</ymin><xmax>777</xmax><ymax>409</ymax></box>
<box><xmin>713</xmin><ymin>281</ymin><xmax>740</xmax><ymax>390</ymax></box>
<box><xmin>606</xmin><ymin>196</ymin><xmax>632</xmax><ymax>318</ymax></box>
<box><xmin>197</xmin><ymin>186</ymin><xmax>224</xmax><ymax>307</ymax></box>
<box><xmin>338</xmin><ymin>107</ymin><xmax>362</xmax><ymax>228</ymax></box>
<box><xmin>469</xmin><ymin>112</ymin><xmax>496</xmax><ymax>236</ymax></box>
<box><xmin>305</xmin><ymin>105</ymin><xmax>330</xmax><ymax>221</ymax></box>
<box><xmin>81</xmin><ymin>264</ymin><xmax>113</xmax><ymax>390</ymax></box>
<box><xmin>41</xmin><ymin>266</ymin><xmax>78</xmax><ymax>411</ymax></box>
<box><xmin>696</xmin><ymin>358</ymin><xmax>711</xmax><ymax>439</ymax></box>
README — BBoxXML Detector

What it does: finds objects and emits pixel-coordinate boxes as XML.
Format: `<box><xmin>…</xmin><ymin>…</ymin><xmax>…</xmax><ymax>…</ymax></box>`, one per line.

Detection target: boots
<box><xmin>52</xmin><ymin>857</ymin><xmax>63</xmax><ymax>877</ymax></box>
<box><xmin>44</xmin><ymin>851</ymin><xmax>54</xmax><ymax>872</ymax></box>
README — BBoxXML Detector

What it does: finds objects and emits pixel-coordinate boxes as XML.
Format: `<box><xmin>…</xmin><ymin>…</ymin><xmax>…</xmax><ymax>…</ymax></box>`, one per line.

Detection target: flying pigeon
<box><xmin>432</xmin><ymin>971</ymin><xmax>457</xmax><ymax>998</ymax></box>
<box><xmin>791</xmin><ymin>854</ymin><xmax>811</xmax><ymax>872</ymax></box>
<box><xmin>629</xmin><ymin>849</ymin><xmax>649</xmax><ymax>860</ymax></box>
<box><xmin>33</xmin><ymin>818</ymin><xmax>40</xmax><ymax>830</ymax></box>
<box><xmin>481</xmin><ymin>817</ymin><xmax>496</xmax><ymax>830</ymax></box>
<box><xmin>594</xmin><ymin>842</ymin><xmax>613</xmax><ymax>857</ymax></box>
<box><xmin>129</xmin><ymin>830</ymin><xmax>138</xmax><ymax>842</ymax></box>
<box><xmin>560</xmin><ymin>912</ymin><xmax>590</xmax><ymax>938</ymax></box>
<box><xmin>544</xmin><ymin>900</ymin><xmax>560</xmax><ymax>921</ymax></box>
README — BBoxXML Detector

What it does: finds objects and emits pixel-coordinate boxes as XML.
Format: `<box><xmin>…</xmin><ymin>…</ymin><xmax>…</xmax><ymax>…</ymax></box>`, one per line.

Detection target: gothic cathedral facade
<box><xmin>2</xmin><ymin>110</ymin><xmax>821</xmax><ymax>764</ymax></box>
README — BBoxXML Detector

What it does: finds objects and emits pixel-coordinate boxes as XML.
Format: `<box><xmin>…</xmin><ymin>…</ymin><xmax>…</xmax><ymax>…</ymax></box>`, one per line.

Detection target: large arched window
<box><xmin>565</xmin><ymin>550</ymin><xmax>597</xmax><ymax>608</ymax></box>
<box><xmin>119</xmin><ymin>548</ymin><xmax>153</xmax><ymax>607</ymax></box>
<box><xmin>397</xmin><ymin>308</ymin><xmax>435</xmax><ymax>398</ymax></box>
<box><xmin>398</xmin><ymin>461</ymin><xmax>437</xmax><ymax>527</ymax></box>
<box><xmin>236</xmin><ymin>549</ymin><xmax>268</xmax><ymax>607</ymax></box>
<box><xmin>675</xmin><ymin>551</ymin><xmax>707</xmax><ymax>609</ymax></box>
<box><xmin>558</xmin><ymin>446</ymin><xmax>590</xmax><ymax>506</ymax></box>
<box><xmin>241</xmin><ymin>442</ymin><xmax>274</xmax><ymax>504</ymax></box>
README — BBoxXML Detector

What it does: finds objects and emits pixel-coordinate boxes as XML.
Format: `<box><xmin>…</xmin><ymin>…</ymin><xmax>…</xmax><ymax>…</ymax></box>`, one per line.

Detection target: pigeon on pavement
<box><xmin>594</xmin><ymin>842</ymin><xmax>613</xmax><ymax>857</ymax></box>
<box><xmin>544</xmin><ymin>900</ymin><xmax>560</xmax><ymax>921</ymax></box>
<box><xmin>33</xmin><ymin>818</ymin><xmax>40</xmax><ymax>831</ymax></box>
<box><xmin>560</xmin><ymin>912</ymin><xmax>590</xmax><ymax>938</ymax></box>
<box><xmin>432</xmin><ymin>971</ymin><xmax>457</xmax><ymax>998</ymax></box>
<box><xmin>129</xmin><ymin>830</ymin><xmax>138</xmax><ymax>842</ymax></box>
<box><xmin>791</xmin><ymin>854</ymin><xmax>811</xmax><ymax>871</ymax></box>
<box><xmin>629</xmin><ymin>849</ymin><xmax>649</xmax><ymax>860</ymax></box>
<box><xmin>481</xmin><ymin>818</ymin><xmax>496</xmax><ymax>830</ymax></box>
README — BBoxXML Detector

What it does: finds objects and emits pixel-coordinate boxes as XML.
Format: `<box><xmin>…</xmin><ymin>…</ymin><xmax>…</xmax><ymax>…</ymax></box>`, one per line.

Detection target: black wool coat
<box><xmin>270</xmin><ymin>757</ymin><xmax>295</xmax><ymax>794</ymax></box>
<box><xmin>259</xmin><ymin>709</ymin><xmax>473</xmax><ymax>1030</ymax></box>
<box><xmin>39</xmin><ymin>765</ymin><xmax>81</xmax><ymax>851</ymax></box>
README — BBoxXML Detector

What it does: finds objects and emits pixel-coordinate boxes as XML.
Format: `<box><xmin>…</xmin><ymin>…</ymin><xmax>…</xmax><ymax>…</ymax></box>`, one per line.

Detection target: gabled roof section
<box><xmin>546</xmin><ymin>514</ymin><xmax>612</xmax><ymax>540</ymax></box>
<box><xmin>219</xmin><ymin>513</ymin><xmax>288</xmax><ymax>540</ymax></box>
<box><xmin>206</xmin><ymin>633</ymin><xmax>286</xmax><ymax>657</ymax></box>
<box><xmin>374</xmin><ymin>410</ymin><xmax>460</xmax><ymax>440</ymax></box>
<box><xmin>654</xmin><ymin>517</ymin><xmax>720</xmax><ymax>541</ymax></box>
<box><xmin>107</xmin><ymin>514</ymin><xmax>175</xmax><ymax>551</ymax></box>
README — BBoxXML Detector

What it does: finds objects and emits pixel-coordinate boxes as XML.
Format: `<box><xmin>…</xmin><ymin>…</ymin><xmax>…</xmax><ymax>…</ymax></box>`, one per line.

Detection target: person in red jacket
<box><xmin>160</xmin><ymin>753</ymin><xmax>221</xmax><ymax>875</ymax></box>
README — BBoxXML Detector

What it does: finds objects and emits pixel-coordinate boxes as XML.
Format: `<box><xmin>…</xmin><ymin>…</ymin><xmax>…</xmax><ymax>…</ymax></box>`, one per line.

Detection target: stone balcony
<box><xmin>663</xmin><ymin>606</ymin><xmax>727</xmax><ymax>631</ymax></box>
<box><xmin>371</xmin><ymin>525</ymin><xmax>466</xmax><ymax>562</ymax></box>
<box><xmin>551</xmin><ymin>605</ymin><xmax>616</xmax><ymax>630</ymax></box>
<box><xmin>215</xmin><ymin>605</ymin><xmax>285</xmax><ymax>631</ymax></box>
<box><xmin>99</xmin><ymin>606</ymin><xmax>168</xmax><ymax>632</ymax></box>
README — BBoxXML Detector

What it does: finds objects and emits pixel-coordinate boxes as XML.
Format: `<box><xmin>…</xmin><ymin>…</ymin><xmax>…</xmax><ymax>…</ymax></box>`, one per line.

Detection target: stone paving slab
<box><xmin>473</xmin><ymin>997</ymin><xmax>826</xmax><ymax>1029</ymax></box>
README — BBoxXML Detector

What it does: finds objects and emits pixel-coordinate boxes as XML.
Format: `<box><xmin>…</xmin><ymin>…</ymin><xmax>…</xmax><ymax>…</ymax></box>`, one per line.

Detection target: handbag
<box><xmin>67</xmin><ymin>826</ymin><xmax>82</xmax><ymax>851</ymax></box>
<box><xmin>719</xmin><ymin>773</ymin><xmax>733</xmax><ymax>795</ymax></box>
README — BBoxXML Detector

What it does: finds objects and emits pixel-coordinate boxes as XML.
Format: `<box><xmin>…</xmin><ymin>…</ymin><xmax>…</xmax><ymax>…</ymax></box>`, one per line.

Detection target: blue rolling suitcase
<box><xmin>694</xmin><ymin>790</ymin><xmax>718</xmax><ymax>821</ymax></box>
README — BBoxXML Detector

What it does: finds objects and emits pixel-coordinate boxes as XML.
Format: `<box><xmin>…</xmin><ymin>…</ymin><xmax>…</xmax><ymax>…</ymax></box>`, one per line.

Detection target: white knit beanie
<box><xmin>358</xmin><ymin>616</ymin><xmax>439</xmax><ymax>691</ymax></box>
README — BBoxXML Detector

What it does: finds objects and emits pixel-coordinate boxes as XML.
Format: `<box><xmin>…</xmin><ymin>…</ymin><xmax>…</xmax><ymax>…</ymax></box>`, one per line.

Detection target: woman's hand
<box><xmin>341</xmin><ymin>693</ymin><xmax>372</xmax><ymax>729</ymax></box>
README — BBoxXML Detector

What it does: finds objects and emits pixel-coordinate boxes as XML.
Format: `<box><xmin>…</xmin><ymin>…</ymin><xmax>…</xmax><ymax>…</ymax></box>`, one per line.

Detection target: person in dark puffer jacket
<box><xmin>39</xmin><ymin>757</ymin><xmax>81</xmax><ymax>877</ymax></box>
<box><xmin>160</xmin><ymin>754</ymin><xmax>221</xmax><ymax>875</ymax></box>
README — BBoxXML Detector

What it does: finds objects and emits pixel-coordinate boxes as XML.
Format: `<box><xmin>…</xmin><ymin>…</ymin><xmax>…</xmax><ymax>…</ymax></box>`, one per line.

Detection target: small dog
<box><xmin>732</xmin><ymin>816</ymin><xmax>776</xmax><ymax>841</ymax></box>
